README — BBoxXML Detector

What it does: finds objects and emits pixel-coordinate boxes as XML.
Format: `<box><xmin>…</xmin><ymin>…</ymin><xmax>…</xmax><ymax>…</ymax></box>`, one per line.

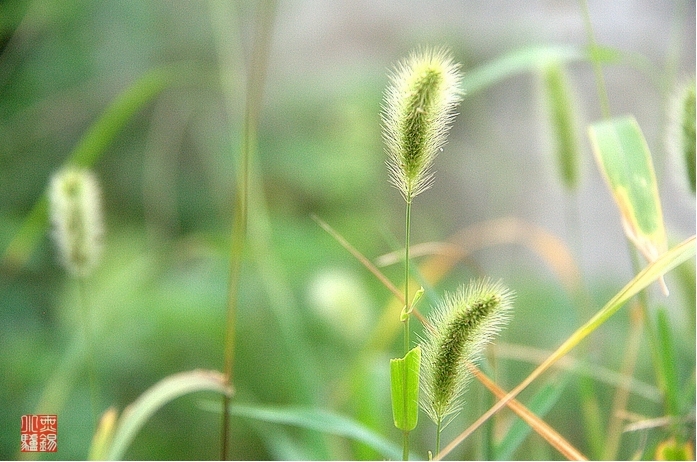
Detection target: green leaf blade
<box><xmin>390</xmin><ymin>346</ymin><xmax>421</xmax><ymax>432</ymax></box>
<box><xmin>494</xmin><ymin>376</ymin><xmax>569</xmax><ymax>460</ymax></box>
<box><xmin>104</xmin><ymin>369</ymin><xmax>231</xmax><ymax>460</ymax></box>
<box><xmin>222</xmin><ymin>404</ymin><xmax>406</xmax><ymax>460</ymax></box>
<box><xmin>589</xmin><ymin>115</ymin><xmax>668</xmax><ymax>269</ymax></box>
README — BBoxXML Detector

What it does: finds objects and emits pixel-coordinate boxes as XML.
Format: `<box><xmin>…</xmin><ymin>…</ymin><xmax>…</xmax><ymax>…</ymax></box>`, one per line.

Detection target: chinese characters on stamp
<box><xmin>21</xmin><ymin>415</ymin><xmax>57</xmax><ymax>452</ymax></box>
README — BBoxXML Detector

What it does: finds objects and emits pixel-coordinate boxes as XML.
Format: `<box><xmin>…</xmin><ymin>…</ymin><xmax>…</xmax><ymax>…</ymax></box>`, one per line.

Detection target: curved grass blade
<box><xmin>88</xmin><ymin>407</ymin><xmax>118</xmax><ymax>461</ymax></box>
<box><xmin>436</xmin><ymin>235</ymin><xmax>695</xmax><ymax>460</ymax></box>
<box><xmin>100</xmin><ymin>370</ymin><xmax>231</xmax><ymax>460</ymax></box>
<box><xmin>2</xmin><ymin>67</ymin><xmax>174</xmax><ymax>271</ymax></box>
<box><xmin>217</xmin><ymin>403</ymin><xmax>408</xmax><ymax>460</ymax></box>
<box><xmin>462</xmin><ymin>45</ymin><xmax>586</xmax><ymax>95</ymax></box>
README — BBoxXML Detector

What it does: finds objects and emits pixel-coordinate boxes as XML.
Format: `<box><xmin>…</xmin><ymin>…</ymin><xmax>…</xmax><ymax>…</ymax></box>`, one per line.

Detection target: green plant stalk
<box><xmin>220</xmin><ymin>201</ymin><xmax>246</xmax><ymax>460</ymax></box>
<box><xmin>435</xmin><ymin>417</ymin><xmax>443</xmax><ymax>456</ymax></box>
<box><xmin>216</xmin><ymin>0</ymin><xmax>278</xmax><ymax>456</ymax></box>
<box><xmin>656</xmin><ymin>307</ymin><xmax>680</xmax><ymax>417</ymax></box>
<box><xmin>220</xmin><ymin>72</ymin><xmax>257</xmax><ymax>460</ymax></box>
<box><xmin>579</xmin><ymin>0</ymin><xmax>611</xmax><ymax>118</ymax></box>
<box><xmin>625</xmin><ymin>242</ymin><xmax>678</xmax><ymax>423</ymax></box>
<box><xmin>627</xmin><ymin>238</ymin><xmax>679</xmax><ymax>448</ymax></box>
<box><xmin>404</xmin><ymin>199</ymin><xmax>412</xmax><ymax>352</ymax></box>
<box><xmin>603</xmin><ymin>301</ymin><xmax>644</xmax><ymax>460</ymax></box>
<box><xmin>435</xmin><ymin>235</ymin><xmax>695</xmax><ymax>460</ymax></box>
<box><xmin>402</xmin><ymin>199</ymin><xmax>412</xmax><ymax>461</ymax></box>
<box><xmin>78</xmin><ymin>277</ymin><xmax>99</xmax><ymax>429</ymax></box>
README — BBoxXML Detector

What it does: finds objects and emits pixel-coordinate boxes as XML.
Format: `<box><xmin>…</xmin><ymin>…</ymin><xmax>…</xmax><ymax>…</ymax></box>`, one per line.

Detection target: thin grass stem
<box><xmin>78</xmin><ymin>277</ymin><xmax>99</xmax><ymax>429</ymax></box>
<box><xmin>213</xmin><ymin>0</ymin><xmax>277</xmax><ymax>457</ymax></box>
<box><xmin>602</xmin><ymin>301</ymin><xmax>644</xmax><ymax>460</ymax></box>
<box><xmin>578</xmin><ymin>0</ymin><xmax>611</xmax><ymax>119</ymax></box>
<box><xmin>400</xmin><ymin>198</ymin><xmax>413</xmax><ymax>460</ymax></box>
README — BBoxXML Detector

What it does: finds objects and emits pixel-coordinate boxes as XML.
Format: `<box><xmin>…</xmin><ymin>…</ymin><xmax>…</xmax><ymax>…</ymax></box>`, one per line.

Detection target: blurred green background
<box><xmin>1</xmin><ymin>0</ymin><xmax>694</xmax><ymax>460</ymax></box>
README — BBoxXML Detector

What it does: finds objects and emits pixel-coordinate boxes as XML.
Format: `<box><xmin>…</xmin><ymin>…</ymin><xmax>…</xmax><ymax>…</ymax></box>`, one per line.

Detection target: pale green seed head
<box><xmin>542</xmin><ymin>62</ymin><xmax>580</xmax><ymax>190</ymax></box>
<box><xmin>382</xmin><ymin>47</ymin><xmax>463</xmax><ymax>202</ymax></box>
<box><xmin>420</xmin><ymin>279</ymin><xmax>514</xmax><ymax>426</ymax></box>
<box><xmin>666</xmin><ymin>77</ymin><xmax>696</xmax><ymax>195</ymax></box>
<box><xmin>49</xmin><ymin>168</ymin><xmax>104</xmax><ymax>277</ymax></box>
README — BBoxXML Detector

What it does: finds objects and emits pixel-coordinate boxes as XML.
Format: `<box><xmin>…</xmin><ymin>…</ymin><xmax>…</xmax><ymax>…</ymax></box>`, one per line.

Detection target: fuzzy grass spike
<box><xmin>421</xmin><ymin>279</ymin><xmax>514</xmax><ymax>428</ymax></box>
<box><xmin>382</xmin><ymin>47</ymin><xmax>463</xmax><ymax>202</ymax></box>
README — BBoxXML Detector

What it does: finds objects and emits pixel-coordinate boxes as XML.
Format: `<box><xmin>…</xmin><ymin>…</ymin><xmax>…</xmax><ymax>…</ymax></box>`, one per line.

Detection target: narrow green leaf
<box><xmin>106</xmin><ymin>370</ymin><xmax>231</xmax><ymax>460</ymax></box>
<box><xmin>210</xmin><ymin>403</ymin><xmax>407</xmax><ymax>460</ymax></box>
<box><xmin>655</xmin><ymin>307</ymin><xmax>680</xmax><ymax>415</ymax></box>
<box><xmin>588</xmin><ymin>115</ymin><xmax>669</xmax><ymax>290</ymax></box>
<box><xmin>494</xmin><ymin>376</ymin><xmax>569</xmax><ymax>460</ymax></box>
<box><xmin>550</xmin><ymin>236</ymin><xmax>694</xmax><ymax>369</ymax></box>
<box><xmin>2</xmin><ymin>67</ymin><xmax>174</xmax><ymax>271</ymax></box>
<box><xmin>390</xmin><ymin>346</ymin><xmax>421</xmax><ymax>431</ymax></box>
<box><xmin>462</xmin><ymin>45</ymin><xmax>585</xmax><ymax>95</ymax></box>
<box><xmin>69</xmin><ymin>67</ymin><xmax>176</xmax><ymax>167</ymax></box>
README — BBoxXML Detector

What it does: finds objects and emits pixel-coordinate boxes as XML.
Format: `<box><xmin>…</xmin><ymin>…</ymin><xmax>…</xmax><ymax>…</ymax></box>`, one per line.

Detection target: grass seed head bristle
<box><xmin>420</xmin><ymin>278</ymin><xmax>514</xmax><ymax>426</ymax></box>
<box><xmin>49</xmin><ymin>167</ymin><xmax>104</xmax><ymax>278</ymax></box>
<box><xmin>382</xmin><ymin>46</ymin><xmax>463</xmax><ymax>202</ymax></box>
<box><xmin>666</xmin><ymin>77</ymin><xmax>696</xmax><ymax>195</ymax></box>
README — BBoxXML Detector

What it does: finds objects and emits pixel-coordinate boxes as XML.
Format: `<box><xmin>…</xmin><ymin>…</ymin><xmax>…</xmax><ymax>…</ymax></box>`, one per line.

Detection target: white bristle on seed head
<box><xmin>49</xmin><ymin>168</ymin><xmax>104</xmax><ymax>277</ymax></box>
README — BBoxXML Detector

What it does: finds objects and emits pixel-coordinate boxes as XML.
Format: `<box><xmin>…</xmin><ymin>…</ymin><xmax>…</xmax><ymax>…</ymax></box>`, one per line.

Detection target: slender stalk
<box><xmin>626</xmin><ymin>243</ymin><xmax>673</xmax><ymax>416</ymax></box>
<box><xmin>214</xmin><ymin>0</ymin><xmax>277</xmax><ymax>456</ymax></box>
<box><xmin>78</xmin><ymin>277</ymin><xmax>99</xmax><ymax>428</ymax></box>
<box><xmin>435</xmin><ymin>418</ymin><xmax>443</xmax><ymax>456</ymax></box>
<box><xmin>402</xmin><ymin>431</ymin><xmax>409</xmax><ymax>461</ymax></box>
<box><xmin>220</xmin><ymin>225</ymin><xmax>245</xmax><ymax>461</ymax></box>
<box><xmin>401</xmin><ymin>198</ymin><xmax>413</xmax><ymax>460</ymax></box>
<box><xmin>404</xmin><ymin>199</ymin><xmax>412</xmax><ymax>350</ymax></box>
<box><xmin>220</xmin><ymin>52</ymin><xmax>257</xmax><ymax>460</ymax></box>
<box><xmin>603</xmin><ymin>301</ymin><xmax>644</xmax><ymax>460</ymax></box>
<box><xmin>579</xmin><ymin>0</ymin><xmax>611</xmax><ymax>119</ymax></box>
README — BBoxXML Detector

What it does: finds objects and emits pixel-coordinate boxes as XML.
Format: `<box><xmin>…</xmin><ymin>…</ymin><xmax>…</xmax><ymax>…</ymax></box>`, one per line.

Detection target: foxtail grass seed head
<box><xmin>49</xmin><ymin>167</ymin><xmax>104</xmax><ymax>278</ymax></box>
<box><xmin>420</xmin><ymin>279</ymin><xmax>513</xmax><ymax>426</ymax></box>
<box><xmin>666</xmin><ymin>77</ymin><xmax>696</xmax><ymax>195</ymax></box>
<box><xmin>542</xmin><ymin>62</ymin><xmax>580</xmax><ymax>190</ymax></box>
<box><xmin>382</xmin><ymin>47</ymin><xmax>463</xmax><ymax>202</ymax></box>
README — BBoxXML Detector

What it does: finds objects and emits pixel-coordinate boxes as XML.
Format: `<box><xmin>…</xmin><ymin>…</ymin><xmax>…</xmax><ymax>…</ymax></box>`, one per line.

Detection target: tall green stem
<box><xmin>78</xmin><ymin>277</ymin><xmax>99</xmax><ymax>428</ymax></box>
<box><xmin>211</xmin><ymin>0</ymin><xmax>276</xmax><ymax>458</ymax></box>
<box><xmin>579</xmin><ymin>0</ymin><xmax>611</xmax><ymax>119</ymax></box>
<box><xmin>403</xmin><ymin>199</ymin><xmax>412</xmax><ymax>352</ymax></box>
<box><xmin>220</xmin><ymin>166</ymin><xmax>247</xmax><ymax>461</ymax></box>
<box><xmin>401</xmin><ymin>199</ymin><xmax>413</xmax><ymax>460</ymax></box>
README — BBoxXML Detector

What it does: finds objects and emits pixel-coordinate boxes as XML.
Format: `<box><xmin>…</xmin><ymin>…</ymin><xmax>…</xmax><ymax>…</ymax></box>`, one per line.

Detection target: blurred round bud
<box><xmin>307</xmin><ymin>268</ymin><xmax>373</xmax><ymax>342</ymax></box>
